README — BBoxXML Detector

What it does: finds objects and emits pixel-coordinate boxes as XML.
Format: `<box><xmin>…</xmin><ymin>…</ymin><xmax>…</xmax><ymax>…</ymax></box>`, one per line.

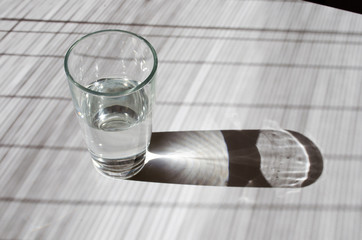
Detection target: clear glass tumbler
<box><xmin>64</xmin><ymin>30</ymin><xmax>157</xmax><ymax>179</ymax></box>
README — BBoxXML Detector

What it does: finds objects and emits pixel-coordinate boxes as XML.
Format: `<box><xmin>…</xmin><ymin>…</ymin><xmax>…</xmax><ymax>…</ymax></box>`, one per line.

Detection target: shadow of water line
<box><xmin>130</xmin><ymin>129</ymin><xmax>323</xmax><ymax>188</ymax></box>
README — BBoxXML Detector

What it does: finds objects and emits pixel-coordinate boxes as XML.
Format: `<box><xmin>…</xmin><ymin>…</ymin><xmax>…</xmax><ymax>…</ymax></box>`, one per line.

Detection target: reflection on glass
<box><xmin>130</xmin><ymin>129</ymin><xmax>323</xmax><ymax>188</ymax></box>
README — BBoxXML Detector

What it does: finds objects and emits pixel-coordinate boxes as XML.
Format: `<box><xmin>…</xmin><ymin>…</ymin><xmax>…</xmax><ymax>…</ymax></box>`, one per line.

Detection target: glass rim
<box><xmin>64</xmin><ymin>29</ymin><xmax>158</xmax><ymax>96</ymax></box>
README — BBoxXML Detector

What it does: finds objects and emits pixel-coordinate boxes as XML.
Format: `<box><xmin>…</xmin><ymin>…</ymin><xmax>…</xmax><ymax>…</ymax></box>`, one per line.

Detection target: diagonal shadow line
<box><xmin>3</xmin><ymin>29</ymin><xmax>362</xmax><ymax>45</ymax></box>
<box><xmin>0</xmin><ymin>144</ymin><xmax>86</xmax><ymax>151</ymax></box>
<box><xmin>2</xmin><ymin>53</ymin><xmax>362</xmax><ymax>70</ymax></box>
<box><xmin>0</xmin><ymin>142</ymin><xmax>356</xmax><ymax>161</ymax></box>
<box><xmin>1</xmin><ymin>95</ymin><xmax>362</xmax><ymax>112</ymax></box>
<box><xmin>0</xmin><ymin>196</ymin><xmax>361</xmax><ymax>211</ymax></box>
<box><xmin>1</xmin><ymin>17</ymin><xmax>362</xmax><ymax>36</ymax></box>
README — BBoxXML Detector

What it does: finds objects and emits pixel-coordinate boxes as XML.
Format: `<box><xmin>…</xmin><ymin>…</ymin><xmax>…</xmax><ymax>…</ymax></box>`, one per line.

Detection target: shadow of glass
<box><xmin>130</xmin><ymin>129</ymin><xmax>323</xmax><ymax>188</ymax></box>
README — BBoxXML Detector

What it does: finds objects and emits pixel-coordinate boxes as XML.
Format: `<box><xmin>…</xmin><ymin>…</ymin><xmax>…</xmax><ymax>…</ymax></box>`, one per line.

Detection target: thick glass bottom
<box><xmin>91</xmin><ymin>151</ymin><xmax>146</xmax><ymax>179</ymax></box>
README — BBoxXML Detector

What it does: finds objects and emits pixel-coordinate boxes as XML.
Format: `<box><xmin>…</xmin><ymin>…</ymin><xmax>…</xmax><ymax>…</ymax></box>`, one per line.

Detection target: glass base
<box><xmin>91</xmin><ymin>151</ymin><xmax>146</xmax><ymax>179</ymax></box>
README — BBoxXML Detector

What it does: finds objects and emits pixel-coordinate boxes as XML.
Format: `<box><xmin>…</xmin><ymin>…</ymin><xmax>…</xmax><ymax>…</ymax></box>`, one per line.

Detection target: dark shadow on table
<box><xmin>130</xmin><ymin>129</ymin><xmax>323</xmax><ymax>188</ymax></box>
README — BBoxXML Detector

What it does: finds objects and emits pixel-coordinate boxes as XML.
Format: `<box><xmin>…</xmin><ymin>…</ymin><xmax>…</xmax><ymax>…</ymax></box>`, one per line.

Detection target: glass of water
<box><xmin>64</xmin><ymin>29</ymin><xmax>157</xmax><ymax>179</ymax></box>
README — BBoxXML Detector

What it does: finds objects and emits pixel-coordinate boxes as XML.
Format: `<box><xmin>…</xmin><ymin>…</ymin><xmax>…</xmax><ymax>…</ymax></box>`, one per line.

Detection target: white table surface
<box><xmin>0</xmin><ymin>0</ymin><xmax>361</xmax><ymax>239</ymax></box>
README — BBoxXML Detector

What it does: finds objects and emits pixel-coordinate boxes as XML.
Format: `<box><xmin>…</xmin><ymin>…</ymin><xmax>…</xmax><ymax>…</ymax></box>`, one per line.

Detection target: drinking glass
<box><xmin>64</xmin><ymin>29</ymin><xmax>157</xmax><ymax>179</ymax></box>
